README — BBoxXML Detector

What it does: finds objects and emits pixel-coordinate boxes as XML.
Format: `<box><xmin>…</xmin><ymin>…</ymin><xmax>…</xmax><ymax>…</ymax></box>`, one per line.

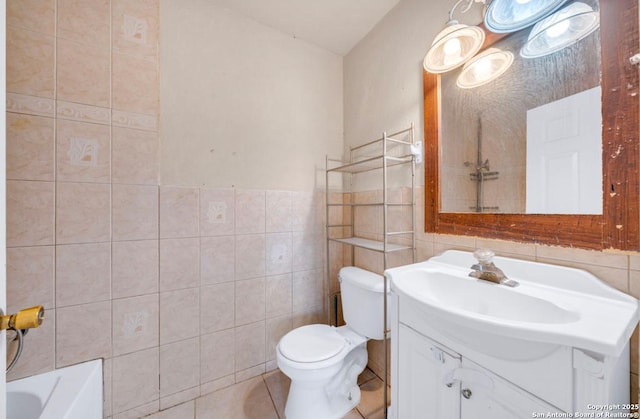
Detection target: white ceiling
<box><xmin>208</xmin><ymin>0</ymin><xmax>402</xmax><ymax>55</ymax></box>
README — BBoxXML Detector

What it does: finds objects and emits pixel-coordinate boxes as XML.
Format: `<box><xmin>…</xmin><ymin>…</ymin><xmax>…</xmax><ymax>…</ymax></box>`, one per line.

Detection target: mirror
<box><xmin>439</xmin><ymin>16</ymin><xmax>601</xmax><ymax>214</ymax></box>
<box><xmin>424</xmin><ymin>0</ymin><xmax>640</xmax><ymax>250</ymax></box>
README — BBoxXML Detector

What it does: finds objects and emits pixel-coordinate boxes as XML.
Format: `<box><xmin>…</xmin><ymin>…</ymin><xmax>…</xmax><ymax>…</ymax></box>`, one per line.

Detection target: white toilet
<box><xmin>276</xmin><ymin>266</ymin><xmax>388</xmax><ymax>419</ymax></box>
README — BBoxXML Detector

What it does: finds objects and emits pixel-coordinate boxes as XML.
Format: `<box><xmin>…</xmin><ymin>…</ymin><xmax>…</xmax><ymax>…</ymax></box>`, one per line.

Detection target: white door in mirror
<box><xmin>525</xmin><ymin>86</ymin><xmax>602</xmax><ymax>214</ymax></box>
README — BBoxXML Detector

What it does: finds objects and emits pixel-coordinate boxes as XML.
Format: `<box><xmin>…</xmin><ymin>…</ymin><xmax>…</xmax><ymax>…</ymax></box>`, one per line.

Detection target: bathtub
<box><xmin>7</xmin><ymin>359</ymin><xmax>102</xmax><ymax>419</ymax></box>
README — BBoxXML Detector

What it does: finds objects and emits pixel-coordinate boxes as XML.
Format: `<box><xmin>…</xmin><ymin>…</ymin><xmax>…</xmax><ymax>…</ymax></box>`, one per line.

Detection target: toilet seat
<box><xmin>279</xmin><ymin>325</ymin><xmax>346</xmax><ymax>363</ymax></box>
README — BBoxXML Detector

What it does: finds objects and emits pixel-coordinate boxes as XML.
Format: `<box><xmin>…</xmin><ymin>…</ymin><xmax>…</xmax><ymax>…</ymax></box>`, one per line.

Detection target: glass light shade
<box><xmin>484</xmin><ymin>0</ymin><xmax>567</xmax><ymax>33</ymax></box>
<box><xmin>423</xmin><ymin>21</ymin><xmax>485</xmax><ymax>74</ymax></box>
<box><xmin>456</xmin><ymin>48</ymin><xmax>514</xmax><ymax>89</ymax></box>
<box><xmin>520</xmin><ymin>2</ymin><xmax>599</xmax><ymax>59</ymax></box>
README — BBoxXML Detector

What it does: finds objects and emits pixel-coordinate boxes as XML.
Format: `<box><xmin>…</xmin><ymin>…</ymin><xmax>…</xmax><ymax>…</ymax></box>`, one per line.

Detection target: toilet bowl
<box><xmin>276</xmin><ymin>267</ymin><xmax>387</xmax><ymax>419</ymax></box>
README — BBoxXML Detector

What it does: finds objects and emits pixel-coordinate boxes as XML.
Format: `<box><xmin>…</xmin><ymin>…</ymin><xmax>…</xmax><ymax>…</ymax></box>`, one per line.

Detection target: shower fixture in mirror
<box><xmin>424</xmin><ymin>0</ymin><xmax>640</xmax><ymax>250</ymax></box>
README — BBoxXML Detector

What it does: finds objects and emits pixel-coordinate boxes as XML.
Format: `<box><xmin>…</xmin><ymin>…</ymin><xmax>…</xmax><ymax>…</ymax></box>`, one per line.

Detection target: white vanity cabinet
<box><xmin>397</xmin><ymin>323</ymin><xmax>560</xmax><ymax>419</ymax></box>
<box><xmin>397</xmin><ymin>324</ymin><xmax>461</xmax><ymax>419</ymax></box>
<box><xmin>387</xmin><ymin>250</ymin><xmax>638</xmax><ymax>419</ymax></box>
<box><xmin>457</xmin><ymin>359</ymin><xmax>560</xmax><ymax>419</ymax></box>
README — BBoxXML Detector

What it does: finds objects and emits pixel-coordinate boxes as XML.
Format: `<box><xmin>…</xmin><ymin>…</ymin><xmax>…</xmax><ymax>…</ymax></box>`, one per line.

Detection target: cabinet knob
<box><xmin>462</xmin><ymin>388</ymin><xmax>472</xmax><ymax>399</ymax></box>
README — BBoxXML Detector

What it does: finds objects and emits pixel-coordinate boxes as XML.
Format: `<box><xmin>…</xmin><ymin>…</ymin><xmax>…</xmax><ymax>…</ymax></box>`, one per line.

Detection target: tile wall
<box><xmin>5</xmin><ymin>2</ymin><xmax>326</xmax><ymax>418</ymax></box>
<box><xmin>8</xmin><ymin>183</ymin><xmax>326</xmax><ymax>419</ymax></box>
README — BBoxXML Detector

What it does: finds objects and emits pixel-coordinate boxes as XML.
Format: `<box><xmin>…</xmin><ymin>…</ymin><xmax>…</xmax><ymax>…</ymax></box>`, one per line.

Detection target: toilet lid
<box><xmin>279</xmin><ymin>325</ymin><xmax>346</xmax><ymax>363</ymax></box>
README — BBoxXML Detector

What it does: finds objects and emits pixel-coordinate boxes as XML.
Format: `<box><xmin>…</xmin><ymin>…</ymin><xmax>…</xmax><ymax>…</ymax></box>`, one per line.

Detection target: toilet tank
<box><xmin>339</xmin><ymin>266</ymin><xmax>389</xmax><ymax>340</ymax></box>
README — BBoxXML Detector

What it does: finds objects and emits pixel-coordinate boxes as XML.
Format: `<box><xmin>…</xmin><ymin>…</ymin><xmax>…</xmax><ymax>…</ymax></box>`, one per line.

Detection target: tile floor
<box><xmin>145</xmin><ymin>368</ymin><xmax>388</xmax><ymax>419</ymax></box>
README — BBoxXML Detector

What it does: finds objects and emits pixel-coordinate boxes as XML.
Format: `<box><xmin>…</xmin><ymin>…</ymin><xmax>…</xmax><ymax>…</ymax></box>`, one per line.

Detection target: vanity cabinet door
<box><xmin>397</xmin><ymin>324</ymin><xmax>461</xmax><ymax>419</ymax></box>
<box><xmin>460</xmin><ymin>359</ymin><xmax>563</xmax><ymax>419</ymax></box>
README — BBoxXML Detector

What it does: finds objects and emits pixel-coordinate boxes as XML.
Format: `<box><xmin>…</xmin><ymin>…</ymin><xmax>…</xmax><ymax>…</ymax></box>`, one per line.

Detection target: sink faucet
<box><xmin>469</xmin><ymin>249</ymin><xmax>519</xmax><ymax>287</ymax></box>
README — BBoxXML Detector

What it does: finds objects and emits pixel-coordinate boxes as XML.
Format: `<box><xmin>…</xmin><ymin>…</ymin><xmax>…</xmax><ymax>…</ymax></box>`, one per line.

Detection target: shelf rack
<box><xmin>325</xmin><ymin>123</ymin><xmax>417</xmax><ymax>419</ymax></box>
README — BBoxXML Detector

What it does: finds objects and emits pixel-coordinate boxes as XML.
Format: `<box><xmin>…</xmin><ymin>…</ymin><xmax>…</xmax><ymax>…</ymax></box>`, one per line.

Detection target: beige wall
<box><xmin>343</xmin><ymin>0</ymin><xmax>639</xmax><ymax>402</ymax></box>
<box><xmin>160</xmin><ymin>0</ymin><xmax>344</xmax><ymax>191</ymax></box>
<box><xmin>6</xmin><ymin>1</ymin><xmax>328</xmax><ymax>418</ymax></box>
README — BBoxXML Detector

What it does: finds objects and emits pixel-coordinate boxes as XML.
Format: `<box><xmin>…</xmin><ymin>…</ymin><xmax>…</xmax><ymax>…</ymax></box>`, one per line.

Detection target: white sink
<box><xmin>386</xmin><ymin>250</ymin><xmax>639</xmax><ymax>359</ymax></box>
<box><xmin>417</xmin><ymin>271</ymin><xmax>580</xmax><ymax>324</ymax></box>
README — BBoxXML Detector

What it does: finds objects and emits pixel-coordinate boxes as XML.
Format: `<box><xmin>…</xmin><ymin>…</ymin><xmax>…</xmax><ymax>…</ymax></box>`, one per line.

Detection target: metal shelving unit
<box><xmin>325</xmin><ymin>123</ymin><xmax>418</xmax><ymax>419</ymax></box>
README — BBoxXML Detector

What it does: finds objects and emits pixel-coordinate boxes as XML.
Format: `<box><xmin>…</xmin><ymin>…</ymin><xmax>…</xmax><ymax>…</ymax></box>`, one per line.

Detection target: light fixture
<box><xmin>423</xmin><ymin>0</ymin><xmax>485</xmax><ymax>74</ymax></box>
<box><xmin>484</xmin><ymin>0</ymin><xmax>568</xmax><ymax>33</ymax></box>
<box><xmin>520</xmin><ymin>2</ymin><xmax>599</xmax><ymax>59</ymax></box>
<box><xmin>456</xmin><ymin>48</ymin><xmax>514</xmax><ymax>89</ymax></box>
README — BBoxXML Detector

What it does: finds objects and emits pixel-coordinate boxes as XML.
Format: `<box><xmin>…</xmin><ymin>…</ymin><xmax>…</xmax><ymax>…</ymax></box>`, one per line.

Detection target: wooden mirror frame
<box><xmin>424</xmin><ymin>0</ymin><xmax>640</xmax><ymax>251</ymax></box>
